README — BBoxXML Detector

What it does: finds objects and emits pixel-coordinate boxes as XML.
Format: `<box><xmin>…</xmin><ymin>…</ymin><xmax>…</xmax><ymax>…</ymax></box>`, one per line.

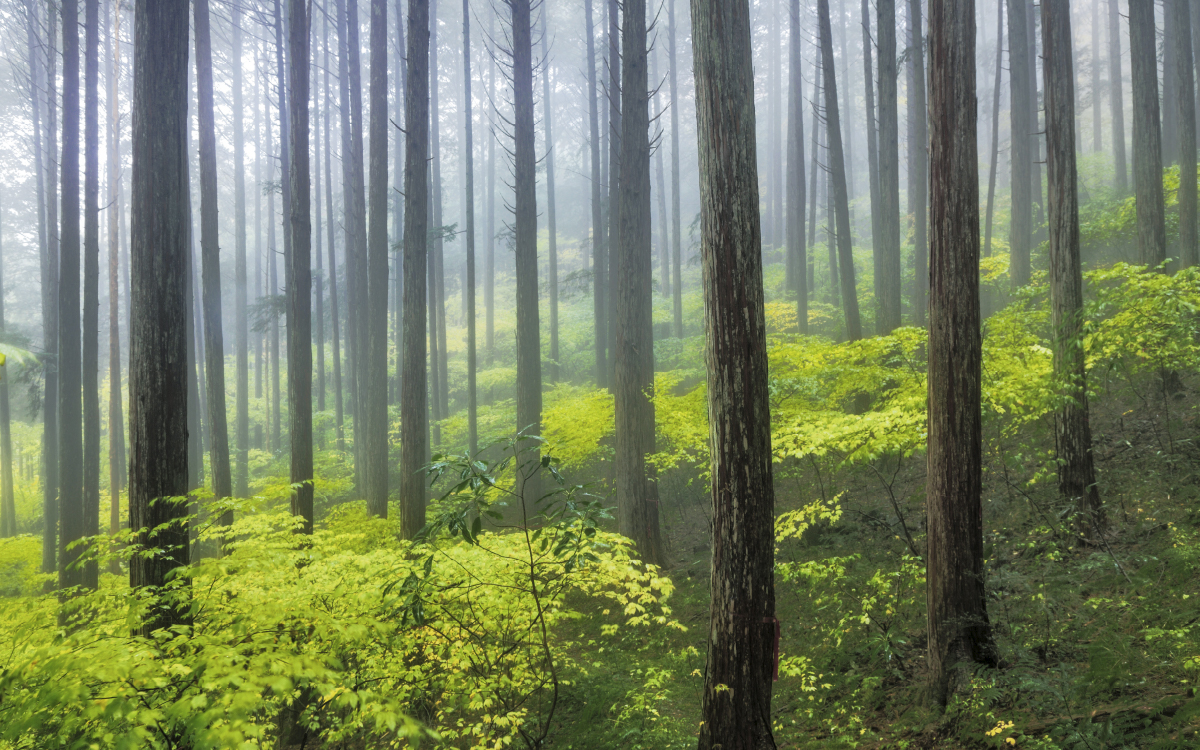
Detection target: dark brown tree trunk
<box><xmin>400</xmin><ymin>0</ymin><xmax>430</xmax><ymax>538</ymax></box>
<box><xmin>691</xmin><ymin>2</ymin><xmax>777</xmax><ymax>745</ymax></box>
<box><xmin>820</xmin><ymin>0</ymin><xmax>862</xmax><ymax>342</ymax></box>
<box><xmin>83</xmin><ymin>0</ymin><xmax>101</xmax><ymax>590</ymax></box>
<box><xmin>59</xmin><ymin>0</ymin><xmax>85</xmax><ymax>594</ymax></box>
<box><xmin>1007</xmin><ymin>0</ymin><xmax>1033</xmax><ymax>287</ymax></box>
<box><xmin>1129</xmin><ymin>0</ymin><xmax>1167</xmax><ymax>266</ymax></box>
<box><xmin>586</xmin><ymin>0</ymin><xmax>607</xmax><ymax>380</ymax></box>
<box><xmin>365</xmin><ymin>0</ymin><xmax>388</xmax><ymax>518</ymax></box>
<box><xmin>984</xmin><ymin>0</ymin><xmax>1004</xmax><ymax>258</ymax></box>
<box><xmin>1173</xmin><ymin>0</ymin><xmax>1199</xmax><ymax>267</ymax></box>
<box><xmin>129</xmin><ymin>0</ymin><xmax>192</xmax><ymax>635</ymax></box>
<box><xmin>791</xmin><ymin>0</ymin><xmax>808</xmax><ymax>333</ymax></box>
<box><xmin>926</xmin><ymin>0</ymin><xmax>997</xmax><ymax>707</ymax></box>
<box><xmin>877</xmin><ymin>0</ymin><xmax>901</xmax><ymax>334</ymax></box>
<box><xmin>233</xmin><ymin>2</ymin><xmax>250</xmax><ymax>498</ymax></box>
<box><xmin>907</xmin><ymin>0</ymin><xmax>928</xmax><ymax>327</ymax></box>
<box><xmin>1109</xmin><ymin>0</ymin><xmax>1128</xmax><ymax>191</ymax></box>
<box><xmin>542</xmin><ymin>13</ymin><xmax>559</xmax><ymax>384</ymax></box>
<box><xmin>669</xmin><ymin>0</ymin><xmax>683</xmax><ymax>338</ymax></box>
<box><xmin>463</xmin><ymin>0</ymin><xmax>477</xmax><ymax>456</ymax></box>
<box><xmin>1042</xmin><ymin>0</ymin><xmax>1105</xmax><ymax>541</ymax></box>
<box><xmin>616</xmin><ymin>0</ymin><xmax>666</xmax><ymax>568</ymax></box>
<box><xmin>288</xmin><ymin>0</ymin><xmax>314</xmax><ymax>532</ymax></box>
<box><xmin>196</xmin><ymin>0</ymin><xmax>233</xmax><ymax>517</ymax></box>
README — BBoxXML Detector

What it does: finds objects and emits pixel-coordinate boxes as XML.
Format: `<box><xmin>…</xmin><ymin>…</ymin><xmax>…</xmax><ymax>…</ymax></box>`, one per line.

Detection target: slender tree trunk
<box><xmin>335</xmin><ymin>0</ymin><xmax>357</xmax><ymax>456</ymax></box>
<box><xmin>877</xmin><ymin>0</ymin><xmax>901</xmax><ymax>334</ymax></box>
<box><xmin>926</xmin><ymin>0</ymin><xmax>997</xmax><ymax>707</ymax></box>
<box><xmin>1008</xmin><ymin>0</ymin><xmax>1033</xmax><ymax>287</ymax></box>
<box><xmin>1129</xmin><ymin>0</ymin><xmax>1167</xmax><ymax>266</ymax></box>
<box><xmin>669</xmin><ymin>0</ymin><xmax>683</xmax><ymax>339</ymax></box>
<box><xmin>691</xmin><ymin>2</ymin><xmax>777</xmax><ymax>745</ymax></box>
<box><xmin>1028</xmin><ymin>3</ymin><xmax>1044</xmax><ymax>248</ymax></box>
<box><xmin>542</xmin><ymin>13</ymin><xmax>559</xmax><ymax>383</ymax></box>
<box><xmin>653</xmin><ymin>45</ymin><xmax>669</xmax><ymax>301</ymax></box>
<box><xmin>274</xmin><ymin>0</ymin><xmax>291</xmax><ymax>462</ymax></box>
<box><xmin>82</xmin><ymin>0</ymin><xmax>101</xmax><ymax>590</ymax></box>
<box><xmin>808</xmin><ymin>51</ymin><xmax>821</xmax><ymax>286</ymax></box>
<box><xmin>365</xmin><ymin>0</ymin><xmax>388</xmax><ymax>518</ymax></box>
<box><xmin>862</xmin><ymin>0</ymin><xmax>881</xmax><ymax>328</ymax></box>
<box><xmin>195</xmin><ymin>0</ymin><xmax>233</xmax><ymax>519</ymax></box>
<box><xmin>984</xmin><ymin>0</ymin><xmax>1004</xmax><ymax>258</ymax></box>
<box><xmin>129</xmin><ymin>0</ymin><xmax>192</xmax><ymax>635</ymax></box>
<box><xmin>1093</xmin><ymin>0</ymin><xmax>1103</xmax><ymax>153</ymax></box>
<box><xmin>486</xmin><ymin>8</ymin><xmax>495</xmax><ymax>369</ymax></box>
<box><xmin>791</xmin><ymin>0</ymin><xmax>808</xmax><ymax>333</ymax></box>
<box><xmin>401</xmin><ymin>0</ymin><xmax>430</xmax><ymax>538</ymax></box>
<box><xmin>616</xmin><ymin>0</ymin><xmax>665</xmax><ymax>567</ymax></box>
<box><xmin>323</xmin><ymin>15</ymin><xmax>344</xmax><ymax>452</ymax></box>
<box><xmin>1042</xmin><ymin>0</ymin><xmax>1105</xmax><ymax>542</ymax></box>
<box><xmin>0</xmin><ymin>196</ymin><xmax>12</xmax><ymax>538</ymax></box>
<box><xmin>1165</xmin><ymin>2</ymin><xmax>1181</xmax><ymax>166</ymax></box>
<box><xmin>392</xmin><ymin>0</ymin><xmax>407</xmax><ymax>406</ymax></box>
<box><xmin>233</xmin><ymin>3</ymin><xmax>250</xmax><ymax>498</ymax></box>
<box><xmin>586</xmin><ymin>0</ymin><xmax>607</xmax><ymax>380</ymax></box>
<box><xmin>314</xmin><ymin>51</ymin><xmax>326</xmax><ymax>419</ymax></box>
<box><xmin>288</xmin><ymin>0</ymin><xmax>314</xmax><ymax>532</ymax></box>
<box><xmin>429</xmin><ymin>0</ymin><xmax>448</xmax><ymax>433</ymax></box>
<box><xmin>606</xmin><ymin>0</ymin><xmax>621</xmax><ymax>390</ymax></box>
<box><xmin>463</xmin><ymin>0</ymin><xmax>477</xmax><ymax>455</ymax></box>
<box><xmin>1173</xmin><ymin>0</ymin><xmax>1199</xmax><ymax>268</ymax></box>
<box><xmin>59</xmin><ymin>0</ymin><xmax>85</xmax><ymax>594</ymax></box>
<box><xmin>1109</xmin><ymin>0</ymin><xmax>1128</xmax><ymax>191</ymax></box>
<box><xmin>820</xmin><ymin>0</ymin><xmax>862</xmax><ymax>342</ymax></box>
<box><xmin>907</xmin><ymin>0</ymin><xmax>928</xmax><ymax>326</ymax></box>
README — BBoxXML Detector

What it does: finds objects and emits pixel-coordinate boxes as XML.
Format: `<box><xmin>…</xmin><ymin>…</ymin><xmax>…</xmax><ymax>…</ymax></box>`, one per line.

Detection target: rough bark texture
<box><xmin>820</xmin><ymin>0</ymin><xmax>862</xmax><ymax>343</ymax></box>
<box><xmin>791</xmin><ymin>0</ymin><xmax>808</xmax><ymax>332</ymax></box>
<box><xmin>233</xmin><ymin>2</ymin><xmax>250</xmax><ymax>498</ymax></box>
<box><xmin>1108</xmin><ymin>0</ymin><xmax>1127</xmax><ymax>192</ymax></box>
<box><xmin>1173</xmin><ymin>0</ymin><xmax>1198</xmax><ymax>268</ymax></box>
<box><xmin>615</xmin><ymin>0</ymin><xmax>666</xmax><ymax>568</ymax></box>
<box><xmin>363</xmin><ymin>0</ymin><xmax>388</xmax><ymax>518</ymax></box>
<box><xmin>288</xmin><ymin>0</ymin><xmax>314</xmax><ymax>532</ymax></box>
<box><xmin>400</xmin><ymin>0</ymin><xmax>430</xmax><ymax>538</ymax></box>
<box><xmin>690</xmin><ymin>1</ymin><xmax>777</xmax><ymax>746</ymax></box>
<box><xmin>906</xmin><ymin>0</ymin><xmax>928</xmax><ymax>327</ymax></box>
<box><xmin>83</xmin><ymin>0</ymin><xmax>101</xmax><ymax>590</ymax></box>
<box><xmin>1128</xmin><ymin>0</ymin><xmax>1167</xmax><ymax>266</ymax></box>
<box><xmin>1007</xmin><ymin>0</ymin><xmax>1032</xmax><ymax>288</ymax></box>
<box><xmin>463</xmin><ymin>0</ymin><xmax>477</xmax><ymax>456</ymax></box>
<box><xmin>875</xmin><ymin>0</ymin><xmax>901</xmax><ymax>335</ymax></box>
<box><xmin>984</xmin><ymin>0</ymin><xmax>1004</xmax><ymax>258</ymax></box>
<box><xmin>1165</xmin><ymin>2</ymin><xmax>1180</xmax><ymax>165</ymax></box>
<box><xmin>1042</xmin><ymin>0</ymin><xmax>1104</xmax><ymax>542</ymax></box>
<box><xmin>586</xmin><ymin>0</ymin><xmax>606</xmax><ymax>380</ymax></box>
<box><xmin>129</xmin><ymin>0</ymin><xmax>192</xmax><ymax>635</ymax></box>
<box><xmin>926</xmin><ymin>0</ymin><xmax>997</xmax><ymax>708</ymax></box>
<box><xmin>606</xmin><ymin>0</ymin><xmax>621</xmax><ymax>390</ymax></box>
<box><xmin>669</xmin><ymin>0</ymin><xmax>683</xmax><ymax>339</ymax></box>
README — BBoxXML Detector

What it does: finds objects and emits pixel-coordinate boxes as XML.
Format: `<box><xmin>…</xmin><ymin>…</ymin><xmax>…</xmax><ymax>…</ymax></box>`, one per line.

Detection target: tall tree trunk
<box><xmin>59</xmin><ymin>0</ymin><xmax>85</xmax><ymax>594</ymax></box>
<box><xmin>196</xmin><ymin>0</ymin><xmax>233</xmax><ymax>519</ymax></box>
<box><xmin>820</xmin><ymin>0</ymin><xmax>862</xmax><ymax>342</ymax></box>
<box><xmin>274</xmin><ymin>0</ymin><xmax>291</xmax><ymax>462</ymax></box>
<box><xmin>668</xmin><ymin>0</ymin><xmax>683</xmax><ymax>338</ymax></box>
<box><xmin>392</xmin><ymin>0</ymin><xmax>407</xmax><ymax>406</ymax></box>
<box><xmin>335</xmin><ymin>0</ymin><xmax>358</xmax><ymax>456</ymax></box>
<box><xmin>808</xmin><ymin>51</ymin><xmax>821</xmax><ymax>286</ymax></box>
<box><xmin>233</xmin><ymin>2</ymin><xmax>250</xmax><ymax>498</ymax></box>
<box><xmin>83</xmin><ymin>0</ymin><xmax>101</xmax><ymax>590</ymax></box>
<box><xmin>429</xmin><ymin>0</ymin><xmax>449</xmax><ymax>435</ymax></box>
<box><xmin>129</xmin><ymin>0</ymin><xmax>192</xmax><ymax>635</ymax></box>
<box><xmin>862</xmin><ymin>0</ymin><xmax>881</xmax><ymax>328</ymax></box>
<box><xmin>542</xmin><ymin>12</ymin><xmax>559</xmax><ymax>383</ymax></box>
<box><xmin>653</xmin><ymin>45</ymin><xmax>669</xmax><ymax>302</ymax></box>
<box><xmin>691</xmin><ymin>2</ymin><xmax>777</xmax><ymax>745</ymax></box>
<box><xmin>606</xmin><ymin>0</ymin><xmax>621</xmax><ymax>390</ymax></box>
<box><xmin>0</xmin><ymin>196</ymin><xmax>12</xmax><ymax>538</ymax></box>
<box><xmin>1129</xmin><ymin>0</ymin><xmax>1167</xmax><ymax>266</ymax></box>
<box><xmin>365</xmin><ymin>0</ymin><xmax>388</xmax><ymax>518</ymax></box>
<box><xmin>1042</xmin><ymin>0</ymin><xmax>1105</xmax><ymax>542</ymax></box>
<box><xmin>586</xmin><ymin>0</ymin><xmax>607</xmax><ymax>379</ymax></box>
<box><xmin>314</xmin><ymin>49</ymin><xmax>326</xmax><ymax>419</ymax></box>
<box><xmin>1173</xmin><ymin>0</ymin><xmax>1199</xmax><ymax>268</ymax></box>
<box><xmin>926</xmin><ymin>0</ymin><xmax>997</xmax><ymax>707</ymax></box>
<box><xmin>288</xmin><ymin>0</ymin><xmax>314</xmax><ymax>532</ymax></box>
<box><xmin>984</xmin><ymin>0</ymin><xmax>1004</xmax><ymax>258</ymax></box>
<box><xmin>1093</xmin><ymin>0</ymin><xmax>1103</xmax><ymax>153</ymax></box>
<box><xmin>616</xmin><ymin>0</ymin><xmax>665</xmax><ymax>567</ymax></box>
<box><xmin>323</xmin><ymin>15</ymin><xmax>345</xmax><ymax>452</ymax></box>
<box><xmin>401</xmin><ymin>0</ymin><xmax>430</xmax><ymax>538</ymax></box>
<box><xmin>485</xmin><ymin>8</ymin><xmax>495</xmax><ymax>369</ymax></box>
<box><xmin>1028</xmin><ymin>3</ymin><xmax>1044</xmax><ymax>248</ymax></box>
<box><xmin>1008</xmin><ymin>0</ymin><xmax>1033</xmax><ymax>287</ymax></box>
<box><xmin>907</xmin><ymin>0</ymin><xmax>928</xmax><ymax>326</ymax></box>
<box><xmin>463</xmin><ymin>0</ymin><xmax>477</xmax><ymax>455</ymax></box>
<box><xmin>1109</xmin><ymin>0</ymin><xmax>1128</xmax><ymax>191</ymax></box>
<box><xmin>791</xmin><ymin>0</ymin><xmax>808</xmax><ymax>332</ymax></box>
<box><xmin>877</xmin><ymin>0</ymin><xmax>901</xmax><ymax>334</ymax></box>
<box><xmin>1165</xmin><ymin>2</ymin><xmax>1181</xmax><ymax>165</ymax></box>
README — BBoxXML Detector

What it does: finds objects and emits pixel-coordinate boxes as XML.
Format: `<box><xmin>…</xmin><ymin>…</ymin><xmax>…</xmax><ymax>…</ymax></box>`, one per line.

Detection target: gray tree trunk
<box><xmin>364</xmin><ymin>0</ymin><xmax>388</xmax><ymax>518</ymax></box>
<box><xmin>233</xmin><ymin>2</ymin><xmax>250</xmax><ymax>497</ymax></box>
<box><xmin>907</xmin><ymin>0</ymin><xmax>928</xmax><ymax>327</ymax></box>
<box><xmin>877</xmin><ymin>0</ymin><xmax>902</xmax><ymax>334</ymax></box>
<box><xmin>463</xmin><ymin>0</ymin><xmax>477</xmax><ymax>455</ymax></box>
<box><xmin>1173</xmin><ymin>0</ymin><xmax>1199</xmax><ymax>267</ymax></box>
<box><xmin>1165</xmin><ymin>1</ymin><xmax>1181</xmax><ymax>165</ymax></box>
<box><xmin>322</xmin><ymin>15</ymin><xmax>345</xmax><ymax>452</ymax></box>
<box><xmin>542</xmin><ymin>13</ymin><xmax>559</xmax><ymax>384</ymax></box>
<box><xmin>586</xmin><ymin>0</ymin><xmax>606</xmax><ymax>378</ymax></box>
<box><xmin>606</xmin><ymin>0</ymin><xmax>621</xmax><ymax>390</ymax></box>
<box><xmin>1007</xmin><ymin>0</ymin><xmax>1033</xmax><ymax>287</ymax></box>
<box><xmin>1129</xmin><ymin>0</ymin><xmax>1167</xmax><ymax>266</ymax></box>
<box><xmin>1093</xmin><ymin>0</ymin><xmax>1103</xmax><ymax>153</ymax></box>
<box><xmin>984</xmin><ymin>0</ymin><xmax>1004</xmax><ymax>258</ymax></box>
<box><xmin>1109</xmin><ymin>0</ymin><xmax>1128</xmax><ymax>191</ymax></box>
<box><xmin>669</xmin><ymin>0</ymin><xmax>683</xmax><ymax>338</ymax></box>
<box><xmin>103</xmin><ymin>0</ymin><xmax>122</xmax><ymax>550</ymax></box>
<box><xmin>790</xmin><ymin>0</ymin><xmax>808</xmax><ymax>332</ymax></box>
<box><xmin>83</xmin><ymin>0</ymin><xmax>101</xmax><ymax>589</ymax></box>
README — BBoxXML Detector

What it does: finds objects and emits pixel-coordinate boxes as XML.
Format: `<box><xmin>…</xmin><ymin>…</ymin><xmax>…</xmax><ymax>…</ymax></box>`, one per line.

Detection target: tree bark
<box><xmin>820</xmin><ymin>0</ymin><xmax>862</xmax><ymax>342</ymax></box>
<box><xmin>400</xmin><ymin>0</ymin><xmax>430</xmax><ymax>538</ymax></box>
<box><xmin>690</xmin><ymin>1</ymin><xmax>777</xmax><ymax>745</ymax></box>
<box><xmin>323</xmin><ymin>14</ymin><xmax>345</xmax><ymax>452</ymax></box>
<box><xmin>586</xmin><ymin>0</ymin><xmax>606</xmax><ymax>379</ymax></box>
<box><xmin>1129</xmin><ymin>0</ymin><xmax>1167</xmax><ymax>266</ymax></box>
<box><xmin>486</xmin><ymin>9</ymin><xmax>496</xmax><ymax>369</ymax></box>
<box><xmin>791</xmin><ymin>0</ymin><xmax>808</xmax><ymax>332</ymax></box>
<box><xmin>863</xmin><ymin>0</ymin><xmax>882</xmax><ymax>325</ymax></box>
<box><xmin>1109</xmin><ymin>0</ymin><xmax>1128</xmax><ymax>192</ymax></box>
<box><xmin>1042</xmin><ymin>0</ymin><xmax>1105</xmax><ymax>542</ymax></box>
<box><xmin>1172</xmin><ymin>0</ymin><xmax>1198</xmax><ymax>268</ymax></box>
<box><xmin>606</xmin><ymin>0</ymin><xmax>621</xmax><ymax>390</ymax></box>
<box><xmin>907</xmin><ymin>0</ymin><xmax>928</xmax><ymax>326</ymax></box>
<box><xmin>83</xmin><ymin>0</ymin><xmax>101</xmax><ymax>589</ymax></box>
<box><xmin>1007</xmin><ymin>0</ymin><xmax>1033</xmax><ymax>287</ymax></box>
<box><xmin>1092</xmin><ymin>0</ymin><xmax>1103</xmax><ymax>153</ymax></box>
<box><xmin>233</xmin><ymin>2</ymin><xmax>250</xmax><ymax>498</ymax></box>
<box><xmin>616</xmin><ymin>0</ymin><xmax>666</xmax><ymax>568</ymax></box>
<box><xmin>542</xmin><ymin>13</ymin><xmax>559</xmax><ymax>384</ymax></box>
<box><xmin>463</xmin><ymin>0</ymin><xmax>477</xmax><ymax>456</ymax></box>
<box><xmin>669</xmin><ymin>0</ymin><xmax>683</xmax><ymax>339</ymax></box>
<box><xmin>877</xmin><ymin>0</ymin><xmax>902</xmax><ymax>334</ymax></box>
<box><xmin>1165</xmin><ymin>1</ymin><xmax>1181</xmax><ymax>165</ymax></box>
<box><xmin>365</xmin><ymin>0</ymin><xmax>388</xmax><ymax>518</ymax></box>
<box><xmin>926</xmin><ymin>0</ymin><xmax>997</xmax><ymax>707</ymax></box>
<box><xmin>129</xmin><ymin>0</ymin><xmax>192</xmax><ymax>635</ymax></box>
<box><xmin>429</xmin><ymin>0</ymin><xmax>449</xmax><ymax>435</ymax></box>
<box><xmin>984</xmin><ymin>0</ymin><xmax>1004</xmax><ymax>258</ymax></box>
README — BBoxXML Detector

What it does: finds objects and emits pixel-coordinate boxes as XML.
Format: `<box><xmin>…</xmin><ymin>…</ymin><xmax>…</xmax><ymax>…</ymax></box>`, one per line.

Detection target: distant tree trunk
<box><xmin>808</xmin><ymin>51</ymin><xmax>821</xmax><ymax>282</ymax></box>
<box><xmin>188</xmin><ymin>229</ymin><xmax>206</xmax><ymax>492</ymax></box>
<box><xmin>606</xmin><ymin>0</ymin><xmax>621</xmax><ymax>390</ymax></box>
<box><xmin>322</xmin><ymin>16</ymin><xmax>344</xmax><ymax>452</ymax></box>
<box><xmin>463</xmin><ymin>0</ymin><xmax>477</xmax><ymax>455</ymax></box>
<box><xmin>691</xmin><ymin>2</ymin><xmax>777</xmax><ymax>745</ymax></box>
<box><xmin>586</xmin><ymin>0</ymin><xmax>606</xmax><ymax>379</ymax></box>
<box><xmin>669</xmin><ymin>0</ymin><xmax>683</xmax><ymax>339</ymax></box>
<box><xmin>1173</xmin><ymin>0</ymin><xmax>1199</xmax><ymax>268</ymax></box>
<box><xmin>1028</xmin><ymin>3</ymin><xmax>1045</xmax><ymax>248</ymax></box>
<box><xmin>429</xmin><ymin>0</ymin><xmax>449</xmax><ymax>436</ymax></box>
<box><xmin>400</xmin><ymin>0</ymin><xmax>430</xmax><ymax>538</ymax></box>
<box><xmin>288</xmin><ymin>0</ymin><xmax>314</xmax><ymax>532</ymax></box>
<box><xmin>820</xmin><ymin>0</ymin><xmax>862</xmax><ymax>343</ymax></box>
<box><xmin>653</xmin><ymin>46</ymin><xmax>669</xmax><ymax>301</ymax></box>
<box><xmin>769</xmin><ymin>0</ymin><xmax>782</xmax><ymax>247</ymax></box>
<box><xmin>314</xmin><ymin>58</ymin><xmax>326</xmax><ymax>420</ymax></box>
<box><xmin>195</xmin><ymin>0</ymin><xmax>233</xmax><ymax>519</ymax></box>
<box><xmin>0</xmin><ymin>196</ymin><xmax>12</xmax><ymax>538</ymax></box>
<box><xmin>541</xmin><ymin>13</ymin><xmax>559</xmax><ymax>383</ymax></box>
<box><xmin>83</xmin><ymin>0</ymin><xmax>101</xmax><ymax>590</ymax></box>
<box><xmin>1129</xmin><ymin>0</ymin><xmax>1167</xmax><ymax>266</ymax></box>
<box><xmin>1108</xmin><ymin>0</ymin><xmax>1128</xmax><ymax>192</ymax></box>
<box><xmin>392</xmin><ymin>0</ymin><xmax>407</xmax><ymax>406</ymax></box>
<box><xmin>926</xmin><ymin>0</ymin><xmax>997</xmax><ymax>707</ymax></box>
<box><xmin>233</xmin><ymin>2</ymin><xmax>250</xmax><ymax>498</ymax></box>
<box><xmin>1164</xmin><ymin>2</ymin><xmax>1180</xmax><ymax>166</ymax></box>
<box><xmin>907</xmin><ymin>0</ymin><xmax>928</xmax><ymax>326</ymax></box>
<box><xmin>984</xmin><ymin>0</ymin><xmax>1004</xmax><ymax>258</ymax></box>
<box><xmin>486</xmin><ymin>9</ymin><xmax>496</xmax><ymax>369</ymax></box>
<box><xmin>1007</xmin><ymin>0</ymin><xmax>1033</xmax><ymax>287</ymax></box>
<box><xmin>271</xmin><ymin>0</ymin><xmax>286</xmax><ymax>456</ymax></box>
<box><xmin>1042</xmin><ymin>0</ymin><xmax>1105</xmax><ymax>542</ymax></box>
<box><xmin>365</xmin><ymin>0</ymin><xmax>388</xmax><ymax>518</ymax></box>
<box><xmin>343</xmin><ymin>0</ymin><xmax>369</xmax><ymax>477</ymax></box>
<box><xmin>129</xmin><ymin>0</ymin><xmax>192</xmax><ymax>635</ymax></box>
<box><xmin>335</xmin><ymin>0</ymin><xmax>360</xmax><ymax>457</ymax></box>
<box><xmin>512</xmin><ymin>0</ymin><xmax>542</xmax><ymax>460</ymax></box>
<box><xmin>59</xmin><ymin>0</ymin><xmax>86</xmax><ymax>594</ymax></box>
<box><xmin>837</xmin><ymin>0</ymin><xmax>853</xmax><ymax>220</ymax></box>
<box><xmin>862</xmin><ymin>0</ymin><xmax>882</xmax><ymax>328</ymax></box>
<box><xmin>616</xmin><ymin>0</ymin><xmax>666</xmax><ymax>568</ymax></box>
<box><xmin>1092</xmin><ymin>0</ymin><xmax>1102</xmax><ymax>153</ymax></box>
<box><xmin>876</xmin><ymin>0</ymin><xmax>901</xmax><ymax>335</ymax></box>
<box><xmin>791</xmin><ymin>0</ymin><xmax>808</xmax><ymax>333</ymax></box>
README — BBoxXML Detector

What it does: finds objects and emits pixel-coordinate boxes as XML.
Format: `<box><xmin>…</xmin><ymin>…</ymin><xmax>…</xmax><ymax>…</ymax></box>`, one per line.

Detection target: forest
<box><xmin>0</xmin><ymin>0</ymin><xmax>1198</xmax><ymax>746</ymax></box>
